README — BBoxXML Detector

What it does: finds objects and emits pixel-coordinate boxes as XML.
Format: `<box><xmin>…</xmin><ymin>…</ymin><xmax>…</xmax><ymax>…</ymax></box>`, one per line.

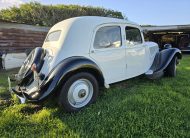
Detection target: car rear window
<box><xmin>45</xmin><ymin>30</ymin><xmax>61</xmax><ymax>42</ymax></box>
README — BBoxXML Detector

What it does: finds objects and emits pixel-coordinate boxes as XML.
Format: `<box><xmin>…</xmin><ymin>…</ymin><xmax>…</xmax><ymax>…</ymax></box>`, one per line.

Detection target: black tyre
<box><xmin>165</xmin><ymin>56</ymin><xmax>177</xmax><ymax>77</ymax></box>
<box><xmin>58</xmin><ymin>72</ymin><xmax>99</xmax><ymax>112</ymax></box>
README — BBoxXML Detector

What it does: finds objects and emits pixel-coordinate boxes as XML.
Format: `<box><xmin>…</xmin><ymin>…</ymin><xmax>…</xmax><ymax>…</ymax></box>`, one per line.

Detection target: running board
<box><xmin>145</xmin><ymin>70</ymin><xmax>164</xmax><ymax>80</ymax></box>
<box><xmin>145</xmin><ymin>70</ymin><xmax>153</xmax><ymax>75</ymax></box>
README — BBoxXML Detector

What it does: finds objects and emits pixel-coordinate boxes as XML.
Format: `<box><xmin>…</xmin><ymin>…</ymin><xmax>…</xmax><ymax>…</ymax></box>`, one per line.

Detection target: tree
<box><xmin>0</xmin><ymin>2</ymin><xmax>124</xmax><ymax>26</ymax></box>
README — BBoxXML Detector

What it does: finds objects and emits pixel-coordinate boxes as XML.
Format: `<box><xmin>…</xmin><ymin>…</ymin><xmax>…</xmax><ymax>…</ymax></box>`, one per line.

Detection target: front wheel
<box><xmin>165</xmin><ymin>56</ymin><xmax>178</xmax><ymax>77</ymax></box>
<box><xmin>58</xmin><ymin>72</ymin><xmax>99</xmax><ymax>112</ymax></box>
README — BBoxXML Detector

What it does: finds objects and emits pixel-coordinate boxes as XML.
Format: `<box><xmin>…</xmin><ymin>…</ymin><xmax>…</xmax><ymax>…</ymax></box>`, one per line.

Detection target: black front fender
<box><xmin>147</xmin><ymin>48</ymin><xmax>182</xmax><ymax>79</ymax></box>
<box><xmin>158</xmin><ymin>48</ymin><xmax>182</xmax><ymax>70</ymax></box>
<box><xmin>25</xmin><ymin>56</ymin><xmax>104</xmax><ymax>102</ymax></box>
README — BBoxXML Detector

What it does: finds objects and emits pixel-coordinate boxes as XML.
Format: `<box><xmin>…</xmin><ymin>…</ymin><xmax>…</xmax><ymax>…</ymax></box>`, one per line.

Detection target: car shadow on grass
<box><xmin>47</xmin><ymin>75</ymin><xmax>167</xmax><ymax>137</ymax></box>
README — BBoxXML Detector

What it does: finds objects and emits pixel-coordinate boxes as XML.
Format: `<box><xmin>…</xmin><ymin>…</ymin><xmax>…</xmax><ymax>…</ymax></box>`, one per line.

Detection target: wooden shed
<box><xmin>143</xmin><ymin>25</ymin><xmax>190</xmax><ymax>51</ymax></box>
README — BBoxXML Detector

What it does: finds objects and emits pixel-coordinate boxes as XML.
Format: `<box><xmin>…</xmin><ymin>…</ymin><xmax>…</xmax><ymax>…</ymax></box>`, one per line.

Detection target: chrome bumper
<box><xmin>8</xmin><ymin>76</ymin><xmax>26</xmax><ymax>104</ymax></box>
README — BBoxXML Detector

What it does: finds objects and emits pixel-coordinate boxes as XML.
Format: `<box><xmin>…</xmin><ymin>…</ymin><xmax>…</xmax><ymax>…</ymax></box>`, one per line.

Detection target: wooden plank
<box><xmin>0</xmin><ymin>23</ymin><xmax>49</xmax><ymax>53</ymax></box>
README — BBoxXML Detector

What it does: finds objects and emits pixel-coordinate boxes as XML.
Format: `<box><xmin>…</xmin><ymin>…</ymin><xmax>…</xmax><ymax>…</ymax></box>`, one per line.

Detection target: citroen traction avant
<box><xmin>9</xmin><ymin>16</ymin><xmax>182</xmax><ymax>112</ymax></box>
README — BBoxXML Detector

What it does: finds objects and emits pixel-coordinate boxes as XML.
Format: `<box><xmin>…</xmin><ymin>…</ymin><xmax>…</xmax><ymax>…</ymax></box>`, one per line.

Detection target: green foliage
<box><xmin>0</xmin><ymin>2</ymin><xmax>124</xmax><ymax>26</ymax></box>
<box><xmin>0</xmin><ymin>55</ymin><xmax>190</xmax><ymax>137</ymax></box>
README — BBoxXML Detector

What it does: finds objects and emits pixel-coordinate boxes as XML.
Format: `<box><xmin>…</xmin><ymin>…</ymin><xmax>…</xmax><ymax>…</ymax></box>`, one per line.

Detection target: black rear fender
<box><xmin>38</xmin><ymin>56</ymin><xmax>104</xmax><ymax>101</ymax></box>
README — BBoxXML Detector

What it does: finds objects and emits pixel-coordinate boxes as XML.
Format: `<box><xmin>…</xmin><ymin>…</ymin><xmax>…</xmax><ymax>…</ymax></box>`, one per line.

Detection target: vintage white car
<box><xmin>9</xmin><ymin>16</ymin><xmax>182</xmax><ymax>112</ymax></box>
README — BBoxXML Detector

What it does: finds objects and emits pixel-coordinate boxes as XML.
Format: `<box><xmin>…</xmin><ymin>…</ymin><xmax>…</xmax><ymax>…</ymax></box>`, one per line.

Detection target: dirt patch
<box><xmin>0</xmin><ymin>99</ymin><xmax>12</xmax><ymax>107</ymax></box>
<box><xmin>0</xmin><ymin>90</ymin><xmax>11</xmax><ymax>100</ymax></box>
<box><xmin>20</xmin><ymin>104</ymin><xmax>43</xmax><ymax>115</ymax></box>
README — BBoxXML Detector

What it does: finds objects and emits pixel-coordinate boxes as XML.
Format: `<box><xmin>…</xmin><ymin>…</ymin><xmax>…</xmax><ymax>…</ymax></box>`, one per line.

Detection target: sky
<box><xmin>0</xmin><ymin>0</ymin><xmax>190</xmax><ymax>25</ymax></box>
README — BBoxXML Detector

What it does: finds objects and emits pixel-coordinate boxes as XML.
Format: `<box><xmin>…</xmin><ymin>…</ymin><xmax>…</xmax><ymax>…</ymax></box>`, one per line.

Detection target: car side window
<box><xmin>94</xmin><ymin>26</ymin><xmax>122</xmax><ymax>49</ymax></box>
<box><xmin>125</xmin><ymin>26</ymin><xmax>142</xmax><ymax>46</ymax></box>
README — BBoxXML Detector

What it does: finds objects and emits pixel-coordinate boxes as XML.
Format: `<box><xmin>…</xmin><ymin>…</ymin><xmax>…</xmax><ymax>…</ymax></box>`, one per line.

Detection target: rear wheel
<box><xmin>58</xmin><ymin>72</ymin><xmax>99</xmax><ymax>112</ymax></box>
<box><xmin>165</xmin><ymin>56</ymin><xmax>177</xmax><ymax>77</ymax></box>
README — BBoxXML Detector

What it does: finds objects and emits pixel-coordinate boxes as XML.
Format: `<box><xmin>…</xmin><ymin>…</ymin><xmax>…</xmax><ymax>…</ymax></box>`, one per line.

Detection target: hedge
<box><xmin>0</xmin><ymin>2</ymin><xmax>124</xmax><ymax>26</ymax></box>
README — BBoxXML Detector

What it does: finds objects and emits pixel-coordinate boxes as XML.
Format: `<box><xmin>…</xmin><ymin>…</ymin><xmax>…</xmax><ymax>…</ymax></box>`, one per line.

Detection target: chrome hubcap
<box><xmin>78</xmin><ymin>89</ymin><xmax>86</xmax><ymax>98</ymax></box>
<box><xmin>68</xmin><ymin>79</ymin><xmax>93</xmax><ymax>108</ymax></box>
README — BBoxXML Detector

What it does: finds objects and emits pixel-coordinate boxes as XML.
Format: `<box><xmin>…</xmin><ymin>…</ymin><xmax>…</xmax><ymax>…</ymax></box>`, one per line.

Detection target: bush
<box><xmin>0</xmin><ymin>2</ymin><xmax>124</xmax><ymax>26</ymax></box>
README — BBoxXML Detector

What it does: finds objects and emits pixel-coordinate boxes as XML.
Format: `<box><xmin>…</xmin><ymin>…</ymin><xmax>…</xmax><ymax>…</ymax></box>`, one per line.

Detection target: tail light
<box><xmin>31</xmin><ymin>63</ymin><xmax>37</xmax><ymax>72</ymax></box>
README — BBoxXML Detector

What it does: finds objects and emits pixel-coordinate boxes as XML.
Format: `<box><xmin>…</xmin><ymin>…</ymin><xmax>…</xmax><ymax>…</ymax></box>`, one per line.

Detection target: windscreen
<box><xmin>45</xmin><ymin>30</ymin><xmax>61</xmax><ymax>42</ymax></box>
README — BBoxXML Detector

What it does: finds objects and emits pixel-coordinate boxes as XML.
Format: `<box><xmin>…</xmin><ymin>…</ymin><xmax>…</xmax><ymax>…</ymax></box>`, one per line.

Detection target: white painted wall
<box><xmin>2</xmin><ymin>53</ymin><xmax>27</xmax><ymax>70</ymax></box>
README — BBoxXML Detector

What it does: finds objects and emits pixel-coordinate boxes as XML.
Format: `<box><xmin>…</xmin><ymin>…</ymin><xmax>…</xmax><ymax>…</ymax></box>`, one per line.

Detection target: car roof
<box><xmin>68</xmin><ymin>16</ymin><xmax>137</xmax><ymax>24</ymax></box>
<box><xmin>46</xmin><ymin>16</ymin><xmax>141</xmax><ymax>58</ymax></box>
<box><xmin>52</xmin><ymin>16</ymin><xmax>138</xmax><ymax>30</ymax></box>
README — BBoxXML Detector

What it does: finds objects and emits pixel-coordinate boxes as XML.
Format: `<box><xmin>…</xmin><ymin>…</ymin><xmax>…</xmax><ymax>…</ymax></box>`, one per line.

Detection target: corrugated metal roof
<box><xmin>142</xmin><ymin>25</ymin><xmax>190</xmax><ymax>31</ymax></box>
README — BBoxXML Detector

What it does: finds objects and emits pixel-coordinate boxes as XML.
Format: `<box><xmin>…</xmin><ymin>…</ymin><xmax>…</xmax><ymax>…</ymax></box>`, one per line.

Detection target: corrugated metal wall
<box><xmin>0</xmin><ymin>21</ymin><xmax>50</xmax><ymax>53</ymax></box>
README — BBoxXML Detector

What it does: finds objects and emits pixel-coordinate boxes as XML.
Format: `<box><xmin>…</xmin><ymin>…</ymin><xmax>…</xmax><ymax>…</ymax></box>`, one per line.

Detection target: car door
<box><xmin>90</xmin><ymin>25</ymin><xmax>126</xmax><ymax>84</ymax></box>
<box><xmin>124</xmin><ymin>25</ymin><xmax>149</xmax><ymax>78</ymax></box>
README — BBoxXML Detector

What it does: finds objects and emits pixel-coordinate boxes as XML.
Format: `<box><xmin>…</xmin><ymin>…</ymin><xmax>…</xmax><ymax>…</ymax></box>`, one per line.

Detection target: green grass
<box><xmin>0</xmin><ymin>56</ymin><xmax>190</xmax><ymax>137</ymax></box>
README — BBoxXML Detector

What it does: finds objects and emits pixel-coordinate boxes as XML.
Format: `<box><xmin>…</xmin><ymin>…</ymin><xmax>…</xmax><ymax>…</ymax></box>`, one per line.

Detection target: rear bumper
<box><xmin>8</xmin><ymin>76</ymin><xmax>42</xmax><ymax>103</ymax></box>
<box><xmin>8</xmin><ymin>76</ymin><xmax>27</xmax><ymax>103</ymax></box>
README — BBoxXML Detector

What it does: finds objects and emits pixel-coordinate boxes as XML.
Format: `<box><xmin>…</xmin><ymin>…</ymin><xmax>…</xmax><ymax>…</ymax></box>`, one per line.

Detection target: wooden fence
<box><xmin>0</xmin><ymin>21</ymin><xmax>50</xmax><ymax>54</ymax></box>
